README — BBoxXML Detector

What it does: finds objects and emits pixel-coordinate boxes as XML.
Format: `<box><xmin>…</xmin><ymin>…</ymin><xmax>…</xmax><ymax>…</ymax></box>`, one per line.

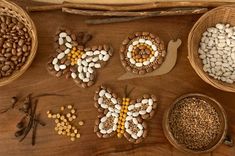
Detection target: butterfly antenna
<box><xmin>124</xmin><ymin>85</ymin><xmax>135</xmax><ymax>98</ymax></box>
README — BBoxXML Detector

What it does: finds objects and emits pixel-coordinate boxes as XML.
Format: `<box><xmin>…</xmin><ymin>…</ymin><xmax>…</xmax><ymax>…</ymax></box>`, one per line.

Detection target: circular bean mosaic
<box><xmin>120</xmin><ymin>32</ymin><xmax>166</xmax><ymax>74</ymax></box>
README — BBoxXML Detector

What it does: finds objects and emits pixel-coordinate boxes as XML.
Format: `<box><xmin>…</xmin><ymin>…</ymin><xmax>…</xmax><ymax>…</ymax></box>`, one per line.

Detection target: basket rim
<box><xmin>0</xmin><ymin>0</ymin><xmax>38</xmax><ymax>86</ymax></box>
<box><xmin>162</xmin><ymin>93</ymin><xmax>228</xmax><ymax>154</ymax></box>
<box><xmin>188</xmin><ymin>5</ymin><xmax>235</xmax><ymax>92</ymax></box>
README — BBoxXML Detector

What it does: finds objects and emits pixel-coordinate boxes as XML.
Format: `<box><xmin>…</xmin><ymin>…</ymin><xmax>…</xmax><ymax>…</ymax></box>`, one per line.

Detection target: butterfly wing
<box><xmin>72</xmin><ymin>46</ymin><xmax>113</xmax><ymax>88</ymax></box>
<box><xmin>123</xmin><ymin>116</ymin><xmax>147</xmax><ymax>143</ymax></box>
<box><xmin>123</xmin><ymin>94</ymin><xmax>157</xmax><ymax>143</ymax></box>
<box><xmin>128</xmin><ymin>94</ymin><xmax>157</xmax><ymax>119</ymax></box>
<box><xmin>94</xmin><ymin>86</ymin><xmax>121</xmax><ymax>138</ymax></box>
<box><xmin>47</xmin><ymin>30</ymin><xmax>75</xmax><ymax>77</ymax></box>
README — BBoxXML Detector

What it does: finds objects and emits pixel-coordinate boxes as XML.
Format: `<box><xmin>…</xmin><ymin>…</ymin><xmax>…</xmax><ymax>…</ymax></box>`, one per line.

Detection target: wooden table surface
<box><xmin>0</xmin><ymin>1</ymin><xmax>235</xmax><ymax>156</ymax></box>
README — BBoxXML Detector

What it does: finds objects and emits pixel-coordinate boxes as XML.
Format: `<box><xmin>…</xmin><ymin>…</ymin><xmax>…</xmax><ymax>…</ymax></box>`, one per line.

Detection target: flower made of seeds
<box><xmin>120</xmin><ymin>32</ymin><xmax>166</xmax><ymax>74</ymax></box>
<box><xmin>47</xmin><ymin>28</ymin><xmax>113</xmax><ymax>88</ymax></box>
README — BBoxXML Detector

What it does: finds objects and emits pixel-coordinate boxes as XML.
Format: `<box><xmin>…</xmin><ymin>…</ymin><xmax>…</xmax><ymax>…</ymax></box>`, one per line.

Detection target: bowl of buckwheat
<box><xmin>188</xmin><ymin>5</ymin><xmax>235</xmax><ymax>92</ymax></box>
<box><xmin>0</xmin><ymin>0</ymin><xmax>37</xmax><ymax>86</ymax></box>
<box><xmin>163</xmin><ymin>93</ymin><xmax>227</xmax><ymax>153</ymax></box>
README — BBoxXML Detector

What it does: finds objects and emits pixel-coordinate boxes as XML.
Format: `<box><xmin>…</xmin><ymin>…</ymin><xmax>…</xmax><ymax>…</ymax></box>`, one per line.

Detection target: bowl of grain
<box><xmin>188</xmin><ymin>5</ymin><xmax>235</xmax><ymax>92</ymax></box>
<box><xmin>162</xmin><ymin>93</ymin><xmax>227</xmax><ymax>153</ymax></box>
<box><xmin>0</xmin><ymin>0</ymin><xmax>37</xmax><ymax>86</ymax></box>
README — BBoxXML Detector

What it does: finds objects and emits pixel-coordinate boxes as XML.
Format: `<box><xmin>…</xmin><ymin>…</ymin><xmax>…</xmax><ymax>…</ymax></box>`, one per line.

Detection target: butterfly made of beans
<box><xmin>47</xmin><ymin>28</ymin><xmax>113</xmax><ymax>88</ymax></box>
<box><xmin>94</xmin><ymin>85</ymin><xmax>157</xmax><ymax>144</ymax></box>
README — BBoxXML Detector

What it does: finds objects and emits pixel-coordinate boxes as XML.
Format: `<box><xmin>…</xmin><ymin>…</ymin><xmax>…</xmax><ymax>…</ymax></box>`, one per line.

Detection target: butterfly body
<box><xmin>94</xmin><ymin>86</ymin><xmax>157</xmax><ymax>144</ymax></box>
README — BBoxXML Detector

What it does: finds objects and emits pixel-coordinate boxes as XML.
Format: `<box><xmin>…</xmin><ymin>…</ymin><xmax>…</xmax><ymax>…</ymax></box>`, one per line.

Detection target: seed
<box><xmin>78</xmin><ymin>121</ymin><xmax>84</xmax><ymax>126</ymax></box>
<box><xmin>70</xmin><ymin>137</ymin><xmax>75</xmax><ymax>141</ymax></box>
<box><xmin>76</xmin><ymin>133</ymin><xmax>81</xmax><ymax>138</ymax></box>
<box><xmin>71</xmin><ymin>114</ymin><xmax>76</xmax><ymax>118</ymax></box>
<box><xmin>71</xmin><ymin>109</ymin><xmax>76</xmax><ymax>114</ymax></box>
<box><xmin>169</xmin><ymin>97</ymin><xmax>221</xmax><ymax>151</ymax></box>
<box><xmin>60</xmin><ymin>106</ymin><xmax>65</xmax><ymax>111</ymax></box>
<box><xmin>67</xmin><ymin>105</ymin><xmax>73</xmax><ymax>109</ymax></box>
<box><xmin>66</xmin><ymin>113</ymin><xmax>71</xmax><ymax>118</ymax></box>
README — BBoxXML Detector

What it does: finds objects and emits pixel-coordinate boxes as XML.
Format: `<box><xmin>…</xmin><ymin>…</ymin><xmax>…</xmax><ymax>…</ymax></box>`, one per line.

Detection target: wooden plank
<box><xmin>32</xmin><ymin>0</ymin><xmax>235</xmax><ymax>5</ymax></box>
<box><xmin>0</xmin><ymin>1</ymin><xmax>234</xmax><ymax>156</ymax></box>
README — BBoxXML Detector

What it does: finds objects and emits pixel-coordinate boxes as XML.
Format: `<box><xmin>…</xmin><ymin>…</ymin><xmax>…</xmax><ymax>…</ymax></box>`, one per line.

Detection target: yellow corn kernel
<box><xmin>71</xmin><ymin>109</ymin><xmax>76</xmax><ymax>114</ymax></box>
<box><xmin>48</xmin><ymin>114</ymin><xmax>52</xmax><ymax>118</ymax></box>
<box><xmin>78</xmin><ymin>121</ymin><xmax>84</xmax><ymax>126</ymax></box>
<box><xmin>117</xmin><ymin>133</ymin><xmax>122</xmax><ymax>138</ymax></box>
<box><xmin>60</xmin><ymin>106</ymin><xmax>65</xmax><ymax>111</ymax></box>
<box><xmin>76</xmin><ymin>133</ymin><xmax>81</xmax><ymax>138</ymax></box>
<box><xmin>72</xmin><ymin>115</ymin><xmax>76</xmax><ymax>119</ymax></box>
<box><xmin>70</xmin><ymin>137</ymin><xmax>75</xmax><ymax>141</ymax></box>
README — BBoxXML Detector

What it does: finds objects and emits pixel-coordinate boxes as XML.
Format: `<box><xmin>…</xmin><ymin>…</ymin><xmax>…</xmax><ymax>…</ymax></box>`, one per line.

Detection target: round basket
<box><xmin>188</xmin><ymin>5</ymin><xmax>235</xmax><ymax>92</ymax></box>
<box><xmin>162</xmin><ymin>93</ymin><xmax>227</xmax><ymax>154</ymax></box>
<box><xmin>0</xmin><ymin>0</ymin><xmax>37</xmax><ymax>86</ymax></box>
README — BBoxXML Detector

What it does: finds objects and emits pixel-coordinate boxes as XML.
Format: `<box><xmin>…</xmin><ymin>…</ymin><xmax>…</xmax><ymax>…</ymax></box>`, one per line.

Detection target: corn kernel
<box><xmin>70</xmin><ymin>137</ymin><xmax>75</xmax><ymax>141</ymax></box>
<box><xmin>76</xmin><ymin>133</ymin><xmax>81</xmax><ymax>138</ymax></box>
<box><xmin>117</xmin><ymin>133</ymin><xmax>122</xmax><ymax>138</ymax></box>
<box><xmin>60</xmin><ymin>106</ymin><xmax>65</xmax><ymax>111</ymax></box>
<box><xmin>66</xmin><ymin>113</ymin><xmax>71</xmax><ymax>118</ymax></box>
<box><xmin>72</xmin><ymin>115</ymin><xmax>76</xmax><ymax>119</ymax></box>
<box><xmin>68</xmin><ymin>105</ymin><xmax>73</xmax><ymax>109</ymax></box>
<box><xmin>78</xmin><ymin>121</ymin><xmax>84</xmax><ymax>126</ymax></box>
<box><xmin>71</xmin><ymin>109</ymin><xmax>76</xmax><ymax>114</ymax></box>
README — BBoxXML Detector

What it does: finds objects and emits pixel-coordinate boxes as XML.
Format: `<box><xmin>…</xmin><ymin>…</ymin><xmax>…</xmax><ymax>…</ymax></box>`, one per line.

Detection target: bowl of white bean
<box><xmin>188</xmin><ymin>5</ymin><xmax>235</xmax><ymax>92</ymax></box>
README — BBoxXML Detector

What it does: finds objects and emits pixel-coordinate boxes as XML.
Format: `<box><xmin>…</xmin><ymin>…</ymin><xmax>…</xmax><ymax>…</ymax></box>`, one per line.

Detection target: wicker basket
<box><xmin>188</xmin><ymin>5</ymin><xmax>235</xmax><ymax>92</ymax></box>
<box><xmin>162</xmin><ymin>93</ymin><xmax>227</xmax><ymax>154</ymax></box>
<box><xmin>0</xmin><ymin>0</ymin><xmax>37</xmax><ymax>86</ymax></box>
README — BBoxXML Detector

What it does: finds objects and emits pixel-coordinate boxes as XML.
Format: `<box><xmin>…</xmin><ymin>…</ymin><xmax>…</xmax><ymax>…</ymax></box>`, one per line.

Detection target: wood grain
<box><xmin>32</xmin><ymin>0</ymin><xmax>235</xmax><ymax>5</ymax></box>
<box><xmin>0</xmin><ymin>1</ymin><xmax>234</xmax><ymax>156</ymax></box>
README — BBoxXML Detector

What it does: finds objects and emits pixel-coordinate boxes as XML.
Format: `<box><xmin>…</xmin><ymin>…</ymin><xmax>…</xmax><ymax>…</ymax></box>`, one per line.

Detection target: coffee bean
<box><xmin>0</xmin><ymin>56</ymin><xmax>5</xmax><ymax>62</ymax></box>
<box><xmin>18</xmin><ymin>39</ymin><xmax>24</xmax><ymax>46</ymax></box>
<box><xmin>2</xmin><ymin>65</ymin><xmax>10</xmax><ymax>71</ymax></box>
<box><xmin>11</xmin><ymin>56</ymin><xmax>17</xmax><ymax>61</ymax></box>
<box><xmin>22</xmin><ymin>45</ymin><xmax>27</xmax><ymax>52</ymax></box>
<box><xmin>4</xmin><ymin>53</ymin><xmax>12</xmax><ymax>58</ymax></box>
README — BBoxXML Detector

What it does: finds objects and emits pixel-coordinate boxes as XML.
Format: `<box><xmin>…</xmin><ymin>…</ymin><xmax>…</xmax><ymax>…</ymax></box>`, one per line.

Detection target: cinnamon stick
<box><xmin>27</xmin><ymin>1</ymin><xmax>234</xmax><ymax>12</ymax></box>
<box><xmin>63</xmin><ymin>7</ymin><xmax>208</xmax><ymax>17</ymax></box>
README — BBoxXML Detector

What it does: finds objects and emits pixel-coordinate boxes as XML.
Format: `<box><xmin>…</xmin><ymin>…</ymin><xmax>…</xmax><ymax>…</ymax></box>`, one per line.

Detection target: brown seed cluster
<box><xmin>0</xmin><ymin>15</ymin><xmax>31</xmax><ymax>78</ymax></box>
<box><xmin>169</xmin><ymin>97</ymin><xmax>221</xmax><ymax>151</ymax></box>
<box><xmin>131</xmin><ymin>44</ymin><xmax>154</xmax><ymax>63</ymax></box>
<box><xmin>47</xmin><ymin>105</ymin><xmax>84</xmax><ymax>141</ymax></box>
